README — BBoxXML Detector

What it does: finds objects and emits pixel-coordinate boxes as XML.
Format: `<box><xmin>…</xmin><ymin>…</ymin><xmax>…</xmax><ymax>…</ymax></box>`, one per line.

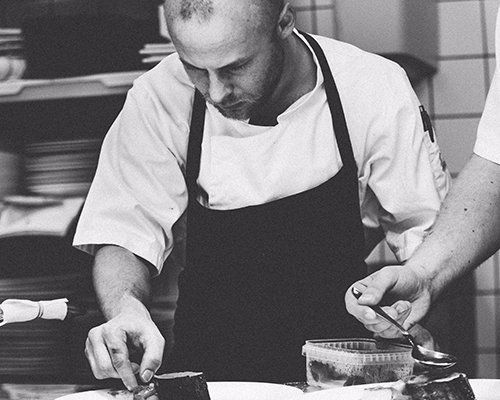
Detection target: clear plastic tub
<box><xmin>302</xmin><ymin>338</ymin><xmax>414</xmax><ymax>388</ymax></box>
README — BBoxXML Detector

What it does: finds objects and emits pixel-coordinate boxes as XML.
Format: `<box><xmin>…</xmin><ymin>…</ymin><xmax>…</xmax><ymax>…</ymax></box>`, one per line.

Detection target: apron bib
<box><xmin>168</xmin><ymin>32</ymin><xmax>368</xmax><ymax>383</ymax></box>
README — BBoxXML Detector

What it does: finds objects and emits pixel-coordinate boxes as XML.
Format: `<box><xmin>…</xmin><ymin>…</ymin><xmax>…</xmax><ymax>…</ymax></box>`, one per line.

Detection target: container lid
<box><xmin>302</xmin><ymin>338</ymin><xmax>413</xmax><ymax>365</ymax></box>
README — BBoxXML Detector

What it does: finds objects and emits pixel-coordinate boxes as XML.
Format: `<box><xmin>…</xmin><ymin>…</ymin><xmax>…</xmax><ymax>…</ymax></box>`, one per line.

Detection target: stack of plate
<box><xmin>0</xmin><ymin>28</ymin><xmax>25</xmax><ymax>81</ymax></box>
<box><xmin>24</xmin><ymin>138</ymin><xmax>102</xmax><ymax>197</ymax></box>
<box><xmin>0</xmin><ymin>150</ymin><xmax>21</xmax><ymax>198</ymax></box>
<box><xmin>140</xmin><ymin>42</ymin><xmax>176</xmax><ymax>66</ymax></box>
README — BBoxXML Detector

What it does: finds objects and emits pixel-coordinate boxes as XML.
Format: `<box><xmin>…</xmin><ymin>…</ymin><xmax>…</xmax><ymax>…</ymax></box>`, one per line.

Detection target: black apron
<box><xmin>168</xmin><ymin>32</ymin><xmax>368</xmax><ymax>383</ymax></box>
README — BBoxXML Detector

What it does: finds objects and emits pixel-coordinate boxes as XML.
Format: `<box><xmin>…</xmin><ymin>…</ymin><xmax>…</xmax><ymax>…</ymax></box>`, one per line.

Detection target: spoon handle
<box><xmin>351</xmin><ymin>286</ymin><xmax>410</xmax><ymax>336</ymax></box>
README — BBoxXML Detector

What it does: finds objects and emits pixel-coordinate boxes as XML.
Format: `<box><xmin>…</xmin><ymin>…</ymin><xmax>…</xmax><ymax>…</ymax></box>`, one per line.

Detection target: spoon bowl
<box><xmin>351</xmin><ymin>286</ymin><xmax>457</xmax><ymax>369</ymax></box>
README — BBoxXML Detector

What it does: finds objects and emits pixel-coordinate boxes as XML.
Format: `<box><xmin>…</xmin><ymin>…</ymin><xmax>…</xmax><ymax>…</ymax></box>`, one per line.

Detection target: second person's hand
<box><xmin>85</xmin><ymin>298</ymin><xmax>165</xmax><ymax>391</ymax></box>
<box><xmin>345</xmin><ymin>264</ymin><xmax>433</xmax><ymax>338</ymax></box>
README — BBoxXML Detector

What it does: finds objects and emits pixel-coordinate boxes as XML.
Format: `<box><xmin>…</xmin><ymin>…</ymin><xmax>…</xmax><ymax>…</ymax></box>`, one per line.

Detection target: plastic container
<box><xmin>302</xmin><ymin>338</ymin><xmax>414</xmax><ymax>388</ymax></box>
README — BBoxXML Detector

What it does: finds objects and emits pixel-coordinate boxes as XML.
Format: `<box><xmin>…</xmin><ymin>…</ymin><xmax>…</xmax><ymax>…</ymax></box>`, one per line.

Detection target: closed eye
<box><xmin>222</xmin><ymin>61</ymin><xmax>249</xmax><ymax>74</ymax></box>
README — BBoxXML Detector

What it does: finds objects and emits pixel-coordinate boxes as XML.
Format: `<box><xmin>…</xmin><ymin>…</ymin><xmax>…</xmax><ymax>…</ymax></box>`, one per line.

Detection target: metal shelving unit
<box><xmin>0</xmin><ymin>70</ymin><xmax>145</xmax><ymax>103</ymax></box>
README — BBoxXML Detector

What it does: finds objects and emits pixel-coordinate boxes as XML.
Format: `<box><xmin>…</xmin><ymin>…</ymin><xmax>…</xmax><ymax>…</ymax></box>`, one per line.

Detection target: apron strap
<box><xmin>299</xmin><ymin>31</ymin><xmax>358</xmax><ymax>172</ymax></box>
<box><xmin>186</xmin><ymin>89</ymin><xmax>206</xmax><ymax>198</ymax></box>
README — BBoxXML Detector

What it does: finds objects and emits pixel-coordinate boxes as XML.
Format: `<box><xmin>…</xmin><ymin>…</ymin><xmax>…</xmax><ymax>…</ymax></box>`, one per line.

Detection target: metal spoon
<box><xmin>351</xmin><ymin>286</ymin><xmax>457</xmax><ymax>369</ymax></box>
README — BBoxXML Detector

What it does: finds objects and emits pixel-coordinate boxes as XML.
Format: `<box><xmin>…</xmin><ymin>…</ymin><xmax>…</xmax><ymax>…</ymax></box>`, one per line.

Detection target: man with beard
<box><xmin>74</xmin><ymin>0</ymin><xmax>449</xmax><ymax>390</ymax></box>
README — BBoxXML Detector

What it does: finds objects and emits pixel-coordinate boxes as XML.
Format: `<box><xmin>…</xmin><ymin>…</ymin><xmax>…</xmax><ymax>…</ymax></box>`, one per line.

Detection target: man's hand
<box><xmin>345</xmin><ymin>265</ymin><xmax>433</xmax><ymax>339</ymax></box>
<box><xmin>85</xmin><ymin>300</ymin><xmax>165</xmax><ymax>391</ymax></box>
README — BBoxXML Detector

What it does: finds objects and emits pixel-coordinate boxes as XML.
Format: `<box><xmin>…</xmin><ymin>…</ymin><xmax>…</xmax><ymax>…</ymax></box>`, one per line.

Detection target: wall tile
<box><xmin>475</xmin><ymin>295</ymin><xmax>496</xmax><ymax>349</ymax></box>
<box><xmin>484</xmin><ymin>0</ymin><xmax>499</xmax><ymax>55</ymax></box>
<box><xmin>295</xmin><ymin>10</ymin><xmax>314</xmax><ymax>33</ymax></box>
<box><xmin>291</xmin><ymin>0</ymin><xmax>312</xmax><ymax>8</ymax></box>
<box><xmin>439</xmin><ymin>1</ymin><xmax>483</xmax><ymax>56</ymax></box>
<box><xmin>476</xmin><ymin>353</ymin><xmax>498</xmax><ymax>378</ymax></box>
<box><xmin>433</xmin><ymin>59</ymin><xmax>486</xmax><ymax>115</ymax></box>
<box><xmin>315</xmin><ymin>0</ymin><xmax>334</xmax><ymax>6</ymax></box>
<box><xmin>434</xmin><ymin>118</ymin><xmax>480</xmax><ymax>174</ymax></box>
<box><xmin>475</xmin><ymin>257</ymin><xmax>497</xmax><ymax>292</ymax></box>
<box><xmin>316</xmin><ymin>8</ymin><xmax>336</xmax><ymax>38</ymax></box>
<box><xmin>494</xmin><ymin>253</ymin><xmax>500</xmax><ymax>289</ymax></box>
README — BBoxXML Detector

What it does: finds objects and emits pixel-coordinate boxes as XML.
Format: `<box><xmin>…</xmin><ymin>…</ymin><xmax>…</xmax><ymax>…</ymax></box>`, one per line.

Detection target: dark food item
<box><xmin>133</xmin><ymin>382</ymin><xmax>157</xmax><ymax>400</ymax></box>
<box><xmin>404</xmin><ymin>371</ymin><xmax>476</xmax><ymax>400</ymax></box>
<box><xmin>153</xmin><ymin>372</ymin><xmax>211</xmax><ymax>400</ymax></box>
<box><xmin>308</xmin><ymin>359</ymin><xmax>400</xmax><ymax>386</ymax></box>
<box><xmin>360</xmin><ymin>371</ymin><xmax>475</xmax><ymax>400</ymax></box>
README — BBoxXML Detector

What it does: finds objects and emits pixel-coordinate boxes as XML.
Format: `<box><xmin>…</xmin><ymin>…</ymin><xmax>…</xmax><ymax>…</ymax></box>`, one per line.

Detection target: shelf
<box><xmin>0</xmin><ymin>71</ymin><xmax>146</xmax><ymax>103</ymax></box>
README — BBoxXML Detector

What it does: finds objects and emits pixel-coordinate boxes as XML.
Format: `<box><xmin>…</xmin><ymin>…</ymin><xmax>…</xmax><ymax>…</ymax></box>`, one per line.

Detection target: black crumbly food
<box><xmin>153</xmin><ymin>372</ymin><xmax>211</xmax><ymax>400</ymax></box>
<box><xmin>403</xmin><ymin>371</ymin><xmax>476</xmax><ymax>400</ymax></box>
<box><xmin>133</xmin><ymin>382</ymin><xmax>157</xmax><ymax>400</ymax></box>
<box><xmin>308</xmin><ymin>360</ymin><xmax>401</xmax><ymax>386</ymax></box>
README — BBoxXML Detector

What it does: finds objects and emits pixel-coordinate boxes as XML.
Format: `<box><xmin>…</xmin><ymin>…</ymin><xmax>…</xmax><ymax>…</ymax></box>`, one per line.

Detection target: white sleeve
<box><xmin>73</xmin><ymin>86</ymin><xmax>189</xmax><ymax>273</ymax></box>
<box><xmin>364</xmin><ymin>65</ymin><xmax>451</xmax><ymax>262</ymax></box>
<box><xmin>473</xmin><ymin>7</ymin><xmax>500</xmax><ymax>164</ymax></box>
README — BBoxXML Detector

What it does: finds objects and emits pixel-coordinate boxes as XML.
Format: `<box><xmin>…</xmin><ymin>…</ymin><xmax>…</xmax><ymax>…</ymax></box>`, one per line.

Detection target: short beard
<box><xmin>207</xmin><ymin>36</ymin><xmax>285</xmax><ymax>121</ymax></box>
<box><xmin>247</xmin><ymin>38</ymin><xmax>285</xmax><ymax>119</ymax></box>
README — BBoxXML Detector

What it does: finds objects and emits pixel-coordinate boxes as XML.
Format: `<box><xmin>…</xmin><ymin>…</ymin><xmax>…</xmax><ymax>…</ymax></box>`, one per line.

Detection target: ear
<box><xmin>276</xmin><ymin>2</ymin><xmax>295</xmax><ymax>39</ymax></box>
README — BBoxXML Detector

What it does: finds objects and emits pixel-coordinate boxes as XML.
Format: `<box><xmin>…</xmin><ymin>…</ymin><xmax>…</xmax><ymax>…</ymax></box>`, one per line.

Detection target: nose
<box><xmin>207</xmin><ymin>72</ymin><xmax>231</xmax><ymax>103</ymax></box>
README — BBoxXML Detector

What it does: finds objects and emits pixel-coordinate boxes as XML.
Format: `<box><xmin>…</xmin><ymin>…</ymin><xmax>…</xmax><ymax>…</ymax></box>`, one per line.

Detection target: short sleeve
<box><xmin>363</xmin><ymin>64</ymin><xmax>451</xmax><ymax>261</ymax></box>
<box><xmin>73</xmin><ymin>86</ymin><xmax>189</xmax><ymax>273</ymax></box>
<box><xmin>474</xmin><ymin>7</ymin><xmax>500</xmax><ymax>164</ymax></box>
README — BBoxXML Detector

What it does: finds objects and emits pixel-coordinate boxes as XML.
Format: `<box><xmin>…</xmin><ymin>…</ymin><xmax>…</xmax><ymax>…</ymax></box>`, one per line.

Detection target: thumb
<box><xmin>354</xmin><ymin>267</ymin><xmax>400</xmax><ymax>306</ymax></box>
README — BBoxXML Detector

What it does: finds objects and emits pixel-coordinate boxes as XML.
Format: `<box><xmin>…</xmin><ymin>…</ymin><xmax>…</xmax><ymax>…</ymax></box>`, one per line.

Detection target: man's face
<box><xmin>168</xmin><ymin>7</ymin><xmax>284</xmax><ymax>120</ymax></box>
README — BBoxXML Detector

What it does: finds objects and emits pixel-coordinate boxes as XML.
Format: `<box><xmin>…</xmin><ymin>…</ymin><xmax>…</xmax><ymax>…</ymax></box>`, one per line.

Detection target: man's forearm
<box><xmin>407</xmin><ymin>154</ymin><xmax>500</xmax><ymax>300</ymax></box>
<box><xmin>93</xmin><ymin>245</ymin><xmax>153</xmax><ymax>320</ymax></box>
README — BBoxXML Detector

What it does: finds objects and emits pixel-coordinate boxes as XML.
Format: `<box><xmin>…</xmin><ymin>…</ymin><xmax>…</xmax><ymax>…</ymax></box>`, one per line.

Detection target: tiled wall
<box><xmin>292</xmin><ymin>0</ymin><xmax>500</xmax><ymax>379</ymax></box>
<box><xmin>292</xmin><ymin>0</ymin><xmax>337</xmax><ymax>39</ymax></box>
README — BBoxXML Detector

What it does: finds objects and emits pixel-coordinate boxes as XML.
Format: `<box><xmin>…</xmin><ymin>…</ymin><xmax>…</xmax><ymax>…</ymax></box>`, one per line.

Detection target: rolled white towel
<box><xmin>0</xmin><ymin>298</ymin><xmax>69</xmax><ymax>326</ymax></box>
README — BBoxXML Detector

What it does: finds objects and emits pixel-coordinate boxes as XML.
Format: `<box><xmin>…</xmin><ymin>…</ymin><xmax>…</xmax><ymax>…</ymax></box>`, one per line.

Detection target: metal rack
<box><xmin>0</xmin><ymin>71</ymin><xmax>144</xmax><ymax>103</ymax></box>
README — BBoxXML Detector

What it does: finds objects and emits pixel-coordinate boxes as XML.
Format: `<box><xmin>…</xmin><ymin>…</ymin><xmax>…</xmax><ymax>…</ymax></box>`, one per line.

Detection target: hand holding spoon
<box><xmin>351</xmin><ymin>286</ymin><xmax>457</xmax><ymax>369</ymax></box>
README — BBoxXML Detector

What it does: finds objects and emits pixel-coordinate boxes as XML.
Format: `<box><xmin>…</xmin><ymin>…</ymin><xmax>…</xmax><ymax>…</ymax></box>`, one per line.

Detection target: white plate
<box><xmin>208</xmin><ymin>382</ymin><xmax>302</xmax><ymax>399</ymax></box>
<box><xmin>303</xmin><ymin>379</ymin><xmax>500</xmax><ymax>400</ymax></box>
<box><xmin>55</xmin><ymin>381</ymin><xmax>304</xmax><ymax>400</ymax></box>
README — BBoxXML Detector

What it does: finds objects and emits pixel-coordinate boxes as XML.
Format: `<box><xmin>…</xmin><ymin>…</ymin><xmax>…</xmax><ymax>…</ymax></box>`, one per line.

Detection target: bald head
<box><xmin>165</xmin><ymin>0</ymin><xmax>283</xmax><ymax>30</ymax></box>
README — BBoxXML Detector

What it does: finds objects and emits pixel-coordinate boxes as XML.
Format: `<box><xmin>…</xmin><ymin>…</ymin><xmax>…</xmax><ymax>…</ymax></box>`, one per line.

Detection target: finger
<box><xmin>392</xmin><ymin>300</ymin><xmax>412</xmax><ymax>325</ymax></box>
<box><xmin>131</xmin><ymin>362</ymin><xmax>140</xmax><ymax>374</ymax></box>
<box><xmin>85</xmin><ymin>337</ymin><xmax>99</xmax><ymax>378</ymax></box>
<box><xmin>345</xmin><ymin>286</ymin><xmax>378</xmax><ymax>323</ymax></box>
<box><xmin>139</xmin><ymin>331</ymin><xmax>165</xmax><ymax>383</ymax></box>
<box><xmin>86</xmin><ymin>329</ymin><xmax>120</xmax><ymax>380</ymax></box>
<box><xmin>366</xmin><ymin>302</ymin><xmax>412</xmax><ymax>336</ymax></box>
<box><xmin>365</xmin><ymin>322</ymin><xmax>402</xmax><ymax>337</ymax></box>
<box><xmin>354</xmin><ymin>268</ymin><xmax>400</xmax><ymax>305</ymax></box>
<box><xmin>368</xmin><ymin>304</ymin><xmax>401</xmax><ymax>329</ymax></box>
<box><xmin>102</xmin><ymin>328</ymin><xmax>138</xmax><ymax>390</ymax></box>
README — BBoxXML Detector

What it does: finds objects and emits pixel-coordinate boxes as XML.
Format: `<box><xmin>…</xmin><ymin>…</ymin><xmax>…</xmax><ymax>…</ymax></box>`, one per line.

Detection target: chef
<box><xmin>347</xmin><ymin>5</ymin><xmax>500</xmax><ymax>338</ymax></box>
<box><xmin>74</xmin><ymin>0</ymin><xmax>450</xmax><ymax>390</ymax></box>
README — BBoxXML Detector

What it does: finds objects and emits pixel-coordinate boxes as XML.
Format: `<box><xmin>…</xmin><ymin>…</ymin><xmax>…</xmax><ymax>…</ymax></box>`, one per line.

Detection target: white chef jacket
<box><xmin>474</xmin><ymin>6</ymin><xmax>500</xmax><ymax>165</ymax></box>
<box><xmin>73</xmin><ymin>32</ymin><xmax>450</xmax><ymax>271</ymax></box>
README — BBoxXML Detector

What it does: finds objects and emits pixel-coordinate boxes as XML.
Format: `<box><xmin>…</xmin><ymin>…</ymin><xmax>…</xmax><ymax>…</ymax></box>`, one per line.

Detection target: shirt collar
<box><xmin>276</xmin><ymin>29</ymin><xmax>325</xmax><ymax>121</ymax></box>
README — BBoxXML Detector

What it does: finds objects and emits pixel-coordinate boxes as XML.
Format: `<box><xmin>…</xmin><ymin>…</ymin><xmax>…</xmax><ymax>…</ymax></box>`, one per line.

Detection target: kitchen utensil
<box><xmin>351</xmin><ymin>286</ymin><xmax>457</xmax><ymax>369</ymax></box>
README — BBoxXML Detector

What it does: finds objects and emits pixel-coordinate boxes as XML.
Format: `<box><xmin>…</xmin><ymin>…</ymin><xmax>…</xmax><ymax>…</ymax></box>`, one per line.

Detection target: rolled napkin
<box><xmin>0</xmin><ymin>298</ymin><xmax>84</xmax><ymax>326</ymax></box>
